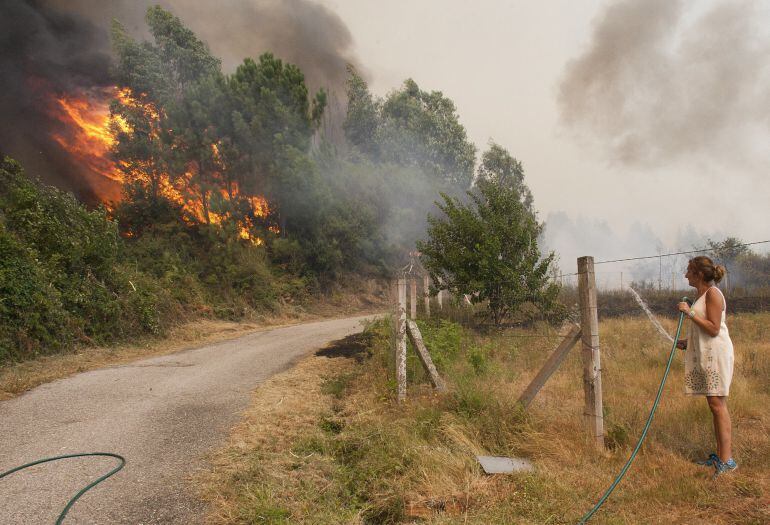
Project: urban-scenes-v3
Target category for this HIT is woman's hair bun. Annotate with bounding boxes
[713,264,727,283]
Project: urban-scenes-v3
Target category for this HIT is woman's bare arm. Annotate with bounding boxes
[678,290,722,337]
[701,288,723,337]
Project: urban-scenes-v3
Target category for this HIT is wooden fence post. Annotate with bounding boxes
[437,289,443,310]
[517,323,582,409]
[406,320,446,391]
[397,277,407,402]
[410,278,417,319]
[391,278,398,341]
[578,256,604,447]
[423,276,430,318]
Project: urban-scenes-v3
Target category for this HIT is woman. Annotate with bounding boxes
[676,256,736,476]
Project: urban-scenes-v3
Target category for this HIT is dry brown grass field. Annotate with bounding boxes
[200,313,769,524]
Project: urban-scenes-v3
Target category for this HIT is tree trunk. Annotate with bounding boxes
[201,189,211,225]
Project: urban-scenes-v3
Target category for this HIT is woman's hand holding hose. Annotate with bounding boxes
[677,301,693,317]
[676,298,692,350]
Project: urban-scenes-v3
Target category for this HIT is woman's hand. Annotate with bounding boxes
[677,301,692,316]
[676,339,688,350]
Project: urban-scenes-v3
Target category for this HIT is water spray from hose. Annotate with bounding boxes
[628,287,674,343]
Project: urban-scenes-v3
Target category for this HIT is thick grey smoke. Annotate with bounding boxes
[558,0,770,169]
[1,0,360,201]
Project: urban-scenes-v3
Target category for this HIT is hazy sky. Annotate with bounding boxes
[316,0,770,271]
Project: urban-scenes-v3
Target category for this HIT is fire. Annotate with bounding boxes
[48,88,124,201]
[48,86,274,244]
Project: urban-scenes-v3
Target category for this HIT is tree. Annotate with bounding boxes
[477,142,534,211]
[228,53,327,225]
[417,178,560,326]
[111,8,326,237]
[110,8,225,226]
[342,72,476,190]
[343,66,380,158]
[380,79,476,189]
[706,237,749,262]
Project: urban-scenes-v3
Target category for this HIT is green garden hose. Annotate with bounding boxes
[0,452,125,524]
[578,299,689,523]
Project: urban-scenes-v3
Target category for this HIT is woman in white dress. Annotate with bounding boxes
[676,256,737,476]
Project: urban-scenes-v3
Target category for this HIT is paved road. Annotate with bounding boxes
[0,315,374,524]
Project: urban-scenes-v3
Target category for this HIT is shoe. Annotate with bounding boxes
[695,452,718,467]
[713,458,738,478]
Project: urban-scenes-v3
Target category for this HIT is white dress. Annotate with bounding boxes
[684,286,734,396]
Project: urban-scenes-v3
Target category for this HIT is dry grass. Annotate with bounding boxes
[196,350,365,524]
[200,313,769,524]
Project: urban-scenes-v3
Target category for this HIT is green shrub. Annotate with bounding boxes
[414,319,462,369]
[0,157,188,360]
[467,344,490,375]
[0,228,71,360]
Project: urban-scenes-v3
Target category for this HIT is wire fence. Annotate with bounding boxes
[555,239,770,295]
[395,239,770,333]
[402,240,770,331]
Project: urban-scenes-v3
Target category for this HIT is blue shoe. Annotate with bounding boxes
[713,458,738,478]
[695,452,718,467]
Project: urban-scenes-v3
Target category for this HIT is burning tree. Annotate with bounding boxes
[108,7,325,243]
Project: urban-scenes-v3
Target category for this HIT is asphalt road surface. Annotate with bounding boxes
[0,315,375,524]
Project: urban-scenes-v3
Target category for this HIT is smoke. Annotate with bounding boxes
[558,0,770,170]
[0,0,113,201]
[1,0,361,200]
[541,211,718,289]
[50,0,360,124]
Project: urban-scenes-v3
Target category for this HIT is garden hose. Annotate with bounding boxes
[0,452,125,524]
[578,298,689,523]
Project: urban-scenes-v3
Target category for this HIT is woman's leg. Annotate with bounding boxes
[706,396,732,462]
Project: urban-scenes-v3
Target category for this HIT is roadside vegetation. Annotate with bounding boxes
[202,313,769,524]
[0,6,530,364]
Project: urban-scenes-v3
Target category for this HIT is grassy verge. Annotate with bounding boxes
[201,313,769,524]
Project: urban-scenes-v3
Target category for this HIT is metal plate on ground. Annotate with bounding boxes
[476,455,534,474]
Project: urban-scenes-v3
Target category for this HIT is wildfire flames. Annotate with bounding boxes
[48,87,272,244]
[48,88,124,202]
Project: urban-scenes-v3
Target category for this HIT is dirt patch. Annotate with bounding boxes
[315,332,375,362]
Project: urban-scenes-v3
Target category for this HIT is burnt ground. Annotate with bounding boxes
[315,332,375,362]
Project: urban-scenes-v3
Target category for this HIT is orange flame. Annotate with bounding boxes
[48,86,275,244]
[48,88,124,201]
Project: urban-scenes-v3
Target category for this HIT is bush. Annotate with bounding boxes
[0,228,71,359]
[0,156,290,363]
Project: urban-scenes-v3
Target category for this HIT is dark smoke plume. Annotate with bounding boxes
[0,0,113,201]
[49,0,361,116]
[558,0,770,170]
[1,0,360,201]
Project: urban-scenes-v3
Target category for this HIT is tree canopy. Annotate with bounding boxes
[344,70,476,190]
[417,176,559,325]
[110,7,327,247]
[476,141,534,211]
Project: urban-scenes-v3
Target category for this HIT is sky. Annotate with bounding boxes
[315,0,770,274]
[9,0,767,281]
